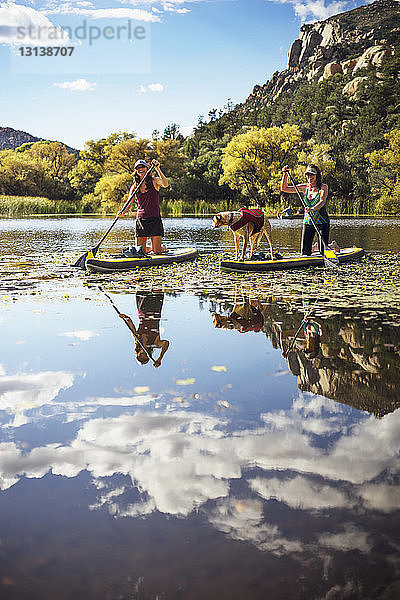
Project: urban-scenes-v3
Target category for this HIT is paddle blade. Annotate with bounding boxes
[73,252,88,269]
[72,249,95,269]
[323,247,339,268]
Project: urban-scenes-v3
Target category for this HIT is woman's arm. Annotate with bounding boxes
[151,160,168,191]
[280,166,306,194]
[153,339,169,367]
[309,183,328,212]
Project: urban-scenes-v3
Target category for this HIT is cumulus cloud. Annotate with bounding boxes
[139,82,164,93]
[0,391,398,558]
[59,329,99,341]
[54,78,96,91]
[318,524,372,553]
[250,475,352,510]
[0,2,70,46]
[0,370,75,427]
[44,5,160,21]
[270,0,350,22]
[208,497,304,555]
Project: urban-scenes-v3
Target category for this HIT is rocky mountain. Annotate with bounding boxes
[0,126,77,153]
[240,0,400,110]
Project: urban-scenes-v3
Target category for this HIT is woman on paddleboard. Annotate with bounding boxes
[280,164,330,256]
[120,158,169,254]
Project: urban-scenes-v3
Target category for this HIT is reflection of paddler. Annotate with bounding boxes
[119,292,170,368]
[281,318,322,359]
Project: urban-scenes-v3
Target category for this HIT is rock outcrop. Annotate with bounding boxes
[238,0,399,114]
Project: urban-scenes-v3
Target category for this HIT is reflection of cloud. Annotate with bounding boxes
[358,483,400,513]
[250,475,351,510]
[59,329,99,340]
[318,525,372,553]
[0,395,398,555]
[0,370,75,427]
[208,497,303,556]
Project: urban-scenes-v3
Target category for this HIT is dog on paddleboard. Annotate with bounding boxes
[212,208,275,261]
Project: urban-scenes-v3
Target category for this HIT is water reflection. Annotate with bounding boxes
[210,295,400,417]
[0,290,399,598]
[104,290,170,368]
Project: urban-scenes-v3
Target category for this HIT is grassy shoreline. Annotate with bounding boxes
[0,195,396,218]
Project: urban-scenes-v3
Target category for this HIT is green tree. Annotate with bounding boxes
[366,128,400,214]
[220,124,305,204]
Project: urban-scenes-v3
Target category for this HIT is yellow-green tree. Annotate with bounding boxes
[0,149,58,197]
[105,138,152,174]
[26,141,77,180]
[297,143,335,179]
[94,173,132,212]
[219,124,305,204]
[366,129,400,214]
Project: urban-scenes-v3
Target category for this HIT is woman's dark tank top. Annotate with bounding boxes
[136,178,160,218]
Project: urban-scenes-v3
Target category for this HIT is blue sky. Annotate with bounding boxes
[0,0,368,149]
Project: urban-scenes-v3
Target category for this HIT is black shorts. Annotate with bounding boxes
[136,216,164,238]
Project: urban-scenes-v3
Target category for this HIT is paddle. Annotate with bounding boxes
[99,286,157,366]
[286,170,339,269]
[73,162,155,269]
[282,297,319,357]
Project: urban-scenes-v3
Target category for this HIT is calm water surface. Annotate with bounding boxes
[0,218,399,600]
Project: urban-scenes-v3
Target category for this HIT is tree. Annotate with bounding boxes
[366,128,400,214]
[163,123,184,142]
[26,141,77,180]
[219,125,305,204]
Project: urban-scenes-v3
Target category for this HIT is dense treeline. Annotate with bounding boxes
[0,48,399,215]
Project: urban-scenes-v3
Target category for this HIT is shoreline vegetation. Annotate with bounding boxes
[0,194,396,218]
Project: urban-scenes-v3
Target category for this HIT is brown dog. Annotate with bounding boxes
[212,208,274,261]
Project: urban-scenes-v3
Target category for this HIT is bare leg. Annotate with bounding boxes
[151,236,167,254]
[136,237,151,253]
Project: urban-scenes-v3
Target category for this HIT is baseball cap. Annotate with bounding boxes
[134,159,149,169]
[305,165,318,175]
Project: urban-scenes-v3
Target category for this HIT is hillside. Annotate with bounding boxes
[240,0,399,111]
[0,126,77,153]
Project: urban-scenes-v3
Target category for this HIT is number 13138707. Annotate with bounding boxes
[18,47,74,57]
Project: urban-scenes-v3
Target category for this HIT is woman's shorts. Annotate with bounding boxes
[136,216,164,238]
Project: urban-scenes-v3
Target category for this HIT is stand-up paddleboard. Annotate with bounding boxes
[220,247,364,273]
[86,248,198,273]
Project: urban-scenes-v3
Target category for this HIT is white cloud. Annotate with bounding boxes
[54,78,96,91]
[139,82,164,93]
[318,524,372,553]
[0,392,398,559]
[0,370,75,428]
[44,6,160,22]
[0,2,70,46]
[208,497,304,556]
[59,329,99,341]
[270,0,350,23]
[250,475,351,510]
[148,82,164,92]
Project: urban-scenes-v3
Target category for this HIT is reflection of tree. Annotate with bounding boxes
[264,305,400,417]
[210,295,400,417]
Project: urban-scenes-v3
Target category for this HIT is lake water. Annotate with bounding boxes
[0,217,399,599]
